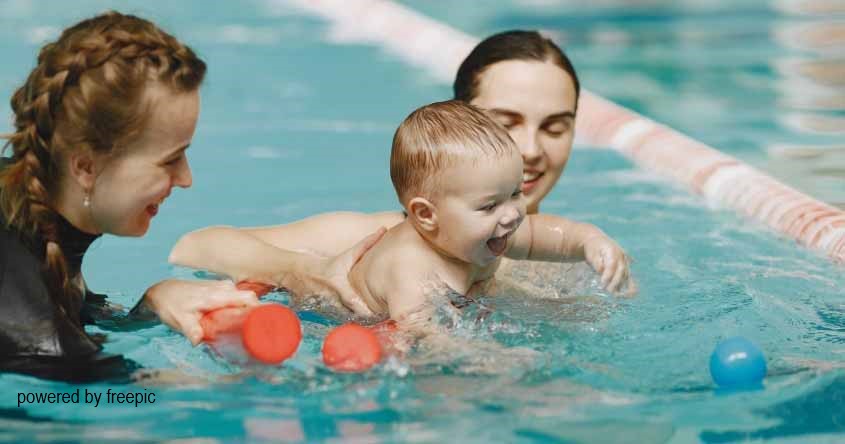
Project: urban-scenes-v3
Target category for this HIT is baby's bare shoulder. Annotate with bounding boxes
[383,241,433,278]
[359,237,429,294]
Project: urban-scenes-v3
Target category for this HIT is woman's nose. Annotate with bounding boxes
[173,161,193,188]
[515,128,542,163]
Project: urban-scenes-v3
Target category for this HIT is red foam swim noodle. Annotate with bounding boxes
[322,323,383,372]
[200,281,301,364]
[199,281,277,341]
[235,281,276,297]
[241,305,302,365]
[200,306,252,341]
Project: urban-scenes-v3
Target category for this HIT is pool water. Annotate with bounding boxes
[1,1,844,442]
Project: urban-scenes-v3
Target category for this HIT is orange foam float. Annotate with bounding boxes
[200,281,302,365]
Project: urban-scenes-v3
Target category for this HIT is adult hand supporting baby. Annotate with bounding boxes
[305,227,386,316]
[582,230,637,296]
[159,226,386,335]
[145,227,385,343]
[141,280,261,345]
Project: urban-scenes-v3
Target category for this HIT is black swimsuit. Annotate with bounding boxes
[0,157,137,382]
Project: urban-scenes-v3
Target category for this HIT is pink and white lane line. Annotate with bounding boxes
[280,0,845,263]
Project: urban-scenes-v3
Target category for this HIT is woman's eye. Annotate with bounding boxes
[495,119,517,130]
[543,123,570,137]
[480,203,497,212]
[511,190,523,198]
[164,156,182,166]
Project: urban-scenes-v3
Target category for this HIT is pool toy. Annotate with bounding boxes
[322,323,385,372]
[201,282,301,365]
[233,281,276,296]
[709,336,767,388]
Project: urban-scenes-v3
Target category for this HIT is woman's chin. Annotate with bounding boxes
[114,221,150,237]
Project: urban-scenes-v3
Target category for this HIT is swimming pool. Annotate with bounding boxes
[1,0,843,442]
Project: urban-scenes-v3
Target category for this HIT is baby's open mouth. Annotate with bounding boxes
[486,232,510,256]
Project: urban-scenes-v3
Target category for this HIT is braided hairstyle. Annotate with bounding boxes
[0,11,206,324]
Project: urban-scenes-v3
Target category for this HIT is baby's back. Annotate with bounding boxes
[348,221,443,320]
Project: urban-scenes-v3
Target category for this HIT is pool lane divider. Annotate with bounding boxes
[280,0,845,264]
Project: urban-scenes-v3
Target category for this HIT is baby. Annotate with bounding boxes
[348,100,630,331]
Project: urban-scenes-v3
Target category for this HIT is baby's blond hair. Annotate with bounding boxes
[390,100,517,205]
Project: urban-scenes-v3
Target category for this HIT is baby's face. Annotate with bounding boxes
[434,152,526,267]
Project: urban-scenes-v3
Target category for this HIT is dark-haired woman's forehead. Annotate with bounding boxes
[472,59,577,121]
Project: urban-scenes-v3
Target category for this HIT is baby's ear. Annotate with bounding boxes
[408,197,437,232]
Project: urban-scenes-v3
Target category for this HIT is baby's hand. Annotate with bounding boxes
[583,234,636,295]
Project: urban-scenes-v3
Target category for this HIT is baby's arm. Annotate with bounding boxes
[368,255,445,337]
[385,275,436,333]
[507,214,634,294]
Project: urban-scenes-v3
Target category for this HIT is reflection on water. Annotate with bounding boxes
[776,58,845,87]
[773,20,845,54]
[781,113,845,135]
[701,374,845,442]
[768,9,845,206]
[774,0,845,16]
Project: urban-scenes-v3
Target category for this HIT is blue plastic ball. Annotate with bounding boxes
[709,336,767,388]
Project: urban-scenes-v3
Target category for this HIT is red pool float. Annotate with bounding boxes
[200,281,301,365]
[322,323,384,372]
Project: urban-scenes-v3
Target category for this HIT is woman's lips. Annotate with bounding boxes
[521,172,543,193]
[146,196,167,218]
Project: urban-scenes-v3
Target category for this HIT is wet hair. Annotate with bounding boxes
[390,100,518,205]
[0,11,206,324]
[454,30,580,108]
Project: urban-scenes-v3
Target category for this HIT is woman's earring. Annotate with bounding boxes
[83,194,91,208]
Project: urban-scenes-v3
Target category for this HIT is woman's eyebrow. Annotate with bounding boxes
[488,108,522,118]
[171,144,191,155]
[543,111,575,121]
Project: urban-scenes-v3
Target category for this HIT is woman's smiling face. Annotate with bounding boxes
[470,59,577,214]
[89,86,199,236]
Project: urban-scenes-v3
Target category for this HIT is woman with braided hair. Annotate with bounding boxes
[0,11,382,381]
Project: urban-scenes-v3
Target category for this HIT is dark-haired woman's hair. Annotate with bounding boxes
[0,11,206,325]
[454,30,580,108]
